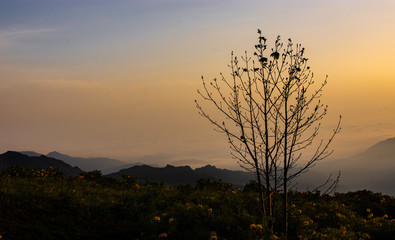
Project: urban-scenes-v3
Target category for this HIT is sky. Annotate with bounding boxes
[1,0,395,169]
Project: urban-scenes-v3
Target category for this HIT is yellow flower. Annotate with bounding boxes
[340,226,346,235]
[366,208,371,213]
[321,233,329,238]
[250,224,257,230]
[158,232,168,238]
[135,184,140,190]
[185,203,191,210]
[256,224,263,230]
[291,204,296,208]
[368,213,373,218]
[208,208,213,214]
[231,190,236,194]
[383,214,388,219]
[362,233,371,239]
[297,209,302,214]
[168,218,174,223]
[154,216,160,221]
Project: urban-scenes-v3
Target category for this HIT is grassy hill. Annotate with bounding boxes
[0,166,394,240]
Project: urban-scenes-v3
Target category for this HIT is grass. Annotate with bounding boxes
[0,166,394,240]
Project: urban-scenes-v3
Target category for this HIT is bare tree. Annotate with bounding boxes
[196,29,341,237]
[269,33,341,237]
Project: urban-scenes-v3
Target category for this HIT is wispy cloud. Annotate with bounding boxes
[1,28,56,37]
[0,27,56,48]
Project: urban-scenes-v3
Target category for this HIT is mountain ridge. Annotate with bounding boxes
[8,136,395,196]
[106,164,254,187]
[46,151,128,174]
[0,151,81,176]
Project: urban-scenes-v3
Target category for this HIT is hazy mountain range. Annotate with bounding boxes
[20,151,136,174]
[0,151,255,187]
[107,164,253,187]
[315,137,395,195]
[1,137,394,196]
[0,151,81,176]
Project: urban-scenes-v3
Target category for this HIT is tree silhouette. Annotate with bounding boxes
[196,29,341,237]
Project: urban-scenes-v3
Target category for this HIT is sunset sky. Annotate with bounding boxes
[1,0,394,169]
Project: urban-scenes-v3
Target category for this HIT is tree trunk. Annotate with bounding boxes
[283,170,288,238]
[283,95,289,238]
[254,161,265,217]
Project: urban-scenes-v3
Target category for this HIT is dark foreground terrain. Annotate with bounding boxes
[0,166,394,240]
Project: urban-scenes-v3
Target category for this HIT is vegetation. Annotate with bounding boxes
[0,166,394,240]
[196,29,341,235]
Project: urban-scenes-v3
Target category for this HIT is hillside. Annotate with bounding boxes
[0,170,394,240]
[356,137,395,168]
[106,164,254,186]
[314,137,395,196]
[0,151,81,176]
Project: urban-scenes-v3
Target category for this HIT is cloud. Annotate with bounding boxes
[0,27,56,48]
[1,28,55,37]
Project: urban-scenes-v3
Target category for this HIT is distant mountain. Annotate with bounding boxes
[106,164,255,186]
[101,163,141,175]
[13,136,395,196]
[194,165,254,186]
[0,151,81,176]
[20,151,43,157]
[46,151,128,174]
[314,137,395,196]
[349,138,395,195]
[20,151,133,174]
[169,158,209,169]
[355,137,395,168]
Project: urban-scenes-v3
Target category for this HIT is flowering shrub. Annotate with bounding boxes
[0,170,394,240]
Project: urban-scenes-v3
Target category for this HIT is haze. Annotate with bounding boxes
[1,0,395,169]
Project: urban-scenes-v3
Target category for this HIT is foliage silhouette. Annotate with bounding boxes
[196,29,341,236]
